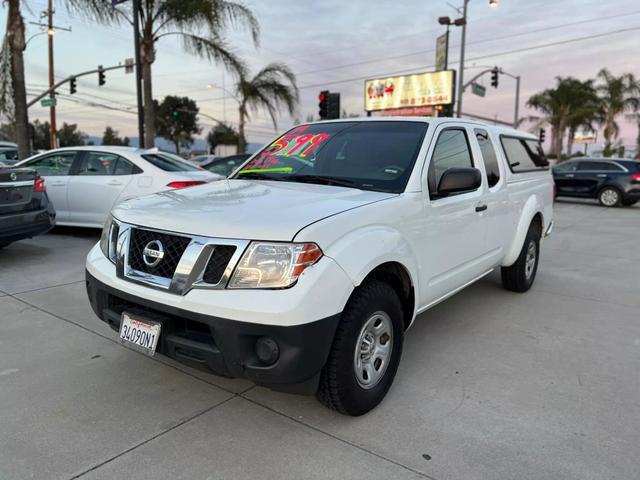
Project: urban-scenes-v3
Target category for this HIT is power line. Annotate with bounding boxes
[295,26,640,90]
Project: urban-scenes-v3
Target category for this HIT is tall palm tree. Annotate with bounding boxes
[235,63,298,153]
[528,77,583,158]
[2,0,28,159]
[595,68,638,156]
[564,79,600,157]
[105,0,259,147]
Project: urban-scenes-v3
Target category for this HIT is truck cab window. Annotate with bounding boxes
[428,129,474,196]
[475,129,500,187]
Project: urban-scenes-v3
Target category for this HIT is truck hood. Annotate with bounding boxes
[112,179,396,241]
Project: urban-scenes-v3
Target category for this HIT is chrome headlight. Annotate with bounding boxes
[228,242,323,289]
[99,214,120,264]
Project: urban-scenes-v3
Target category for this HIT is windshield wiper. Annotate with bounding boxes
[286,174,357,188]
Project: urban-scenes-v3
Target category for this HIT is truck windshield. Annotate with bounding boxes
[233,121,428,193]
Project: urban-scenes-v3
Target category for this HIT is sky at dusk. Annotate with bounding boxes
[3,0,639,150]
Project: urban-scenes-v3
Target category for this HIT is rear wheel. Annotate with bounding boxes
[316,280,404,416]
[598,187,621,207]
[501,224,540,293]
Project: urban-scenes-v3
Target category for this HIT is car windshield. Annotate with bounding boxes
[141,152,201,172]
[231,121,428,193]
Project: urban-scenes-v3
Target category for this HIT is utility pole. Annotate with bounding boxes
[455,0,469,118]
[47,0,57,149]
[132,0,144,148]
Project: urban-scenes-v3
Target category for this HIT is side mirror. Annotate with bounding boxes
[437,167,482,196]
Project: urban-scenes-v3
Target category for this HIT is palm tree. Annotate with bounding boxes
[105,0,259,148]
[564,79,600,157]
[595,68,639,156]
[2,0,28,159]
[235,63,299,153]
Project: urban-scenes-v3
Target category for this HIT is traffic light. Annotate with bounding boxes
[98,65,106,86]
[172,110,179,118]
[326,92,340,120]
[491,67,499,88]
[318,90,329,119]
[539,128,546,143]
[436,104,454,117]
[69,77,77,95]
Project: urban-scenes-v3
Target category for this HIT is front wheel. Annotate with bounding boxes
[316,280,404,416]
[598,187,621,207]
[501,225,540,293]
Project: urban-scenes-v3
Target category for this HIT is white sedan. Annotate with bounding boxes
[16,146,221,228]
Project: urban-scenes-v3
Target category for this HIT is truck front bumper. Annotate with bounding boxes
[86,270,341,394]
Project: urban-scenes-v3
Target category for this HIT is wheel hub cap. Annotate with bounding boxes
[354,311,393,390]
[601,189,618,206]
[525,241,536,280]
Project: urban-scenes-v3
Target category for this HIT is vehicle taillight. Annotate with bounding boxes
[631,173,640,182]
[33,177,46,192]
[166,180,205,189]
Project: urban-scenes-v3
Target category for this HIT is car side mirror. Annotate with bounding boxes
[437,167,482,196]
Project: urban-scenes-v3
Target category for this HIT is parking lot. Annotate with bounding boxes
[0,200,638,480]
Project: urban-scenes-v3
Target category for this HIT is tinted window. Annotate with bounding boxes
[553,161,578,172]
[234,122,428,193]
[428,129,473,196]
[475,129,500,187]
[26,151,75,176]
[77,152,119,175]
[577,161,623,172]
[501,137,548,172]
[113,157,138,175]
[142,153,200,172]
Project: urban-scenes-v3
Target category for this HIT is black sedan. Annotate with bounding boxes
[553,158,640,207]
[0,167,56,249]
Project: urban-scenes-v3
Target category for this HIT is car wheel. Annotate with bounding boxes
[316,280,404,416]
[501,224,540,293]
[598,187,621,207]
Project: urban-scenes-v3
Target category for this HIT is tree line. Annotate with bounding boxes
[1,0,298,159]
[527,68,639,159]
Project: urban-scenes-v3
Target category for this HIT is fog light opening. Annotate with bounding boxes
[255,337,280,365]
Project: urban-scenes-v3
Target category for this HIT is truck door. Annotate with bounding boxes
[419,125,490,305]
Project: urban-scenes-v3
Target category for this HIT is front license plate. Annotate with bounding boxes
[119,312,161,356]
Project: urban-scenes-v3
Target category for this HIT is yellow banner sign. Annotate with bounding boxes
[365,70,455,112]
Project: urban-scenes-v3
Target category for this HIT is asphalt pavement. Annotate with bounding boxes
[1,200,639,480]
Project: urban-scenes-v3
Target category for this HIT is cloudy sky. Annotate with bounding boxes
[3,0,639,149]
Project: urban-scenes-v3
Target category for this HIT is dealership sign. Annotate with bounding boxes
[365,70,455,113]
[574,130,597,144]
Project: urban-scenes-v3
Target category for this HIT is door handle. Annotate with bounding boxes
[596,174,607,178]
[49,182,66,186]
[565,174,575,178]
[107,181,123,186]
[475,204,488,212]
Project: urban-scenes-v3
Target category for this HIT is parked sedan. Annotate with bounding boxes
[16,146,220,228]
[0,167,56,249]
[553,158,640,207]
[202,154,251,177]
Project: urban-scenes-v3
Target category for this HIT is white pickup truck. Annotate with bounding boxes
[86,118,553,416]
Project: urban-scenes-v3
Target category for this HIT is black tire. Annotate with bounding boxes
[501,225,540,293]
[622,199,637,207]
[598,186,622,207]
[316,280,404,416]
